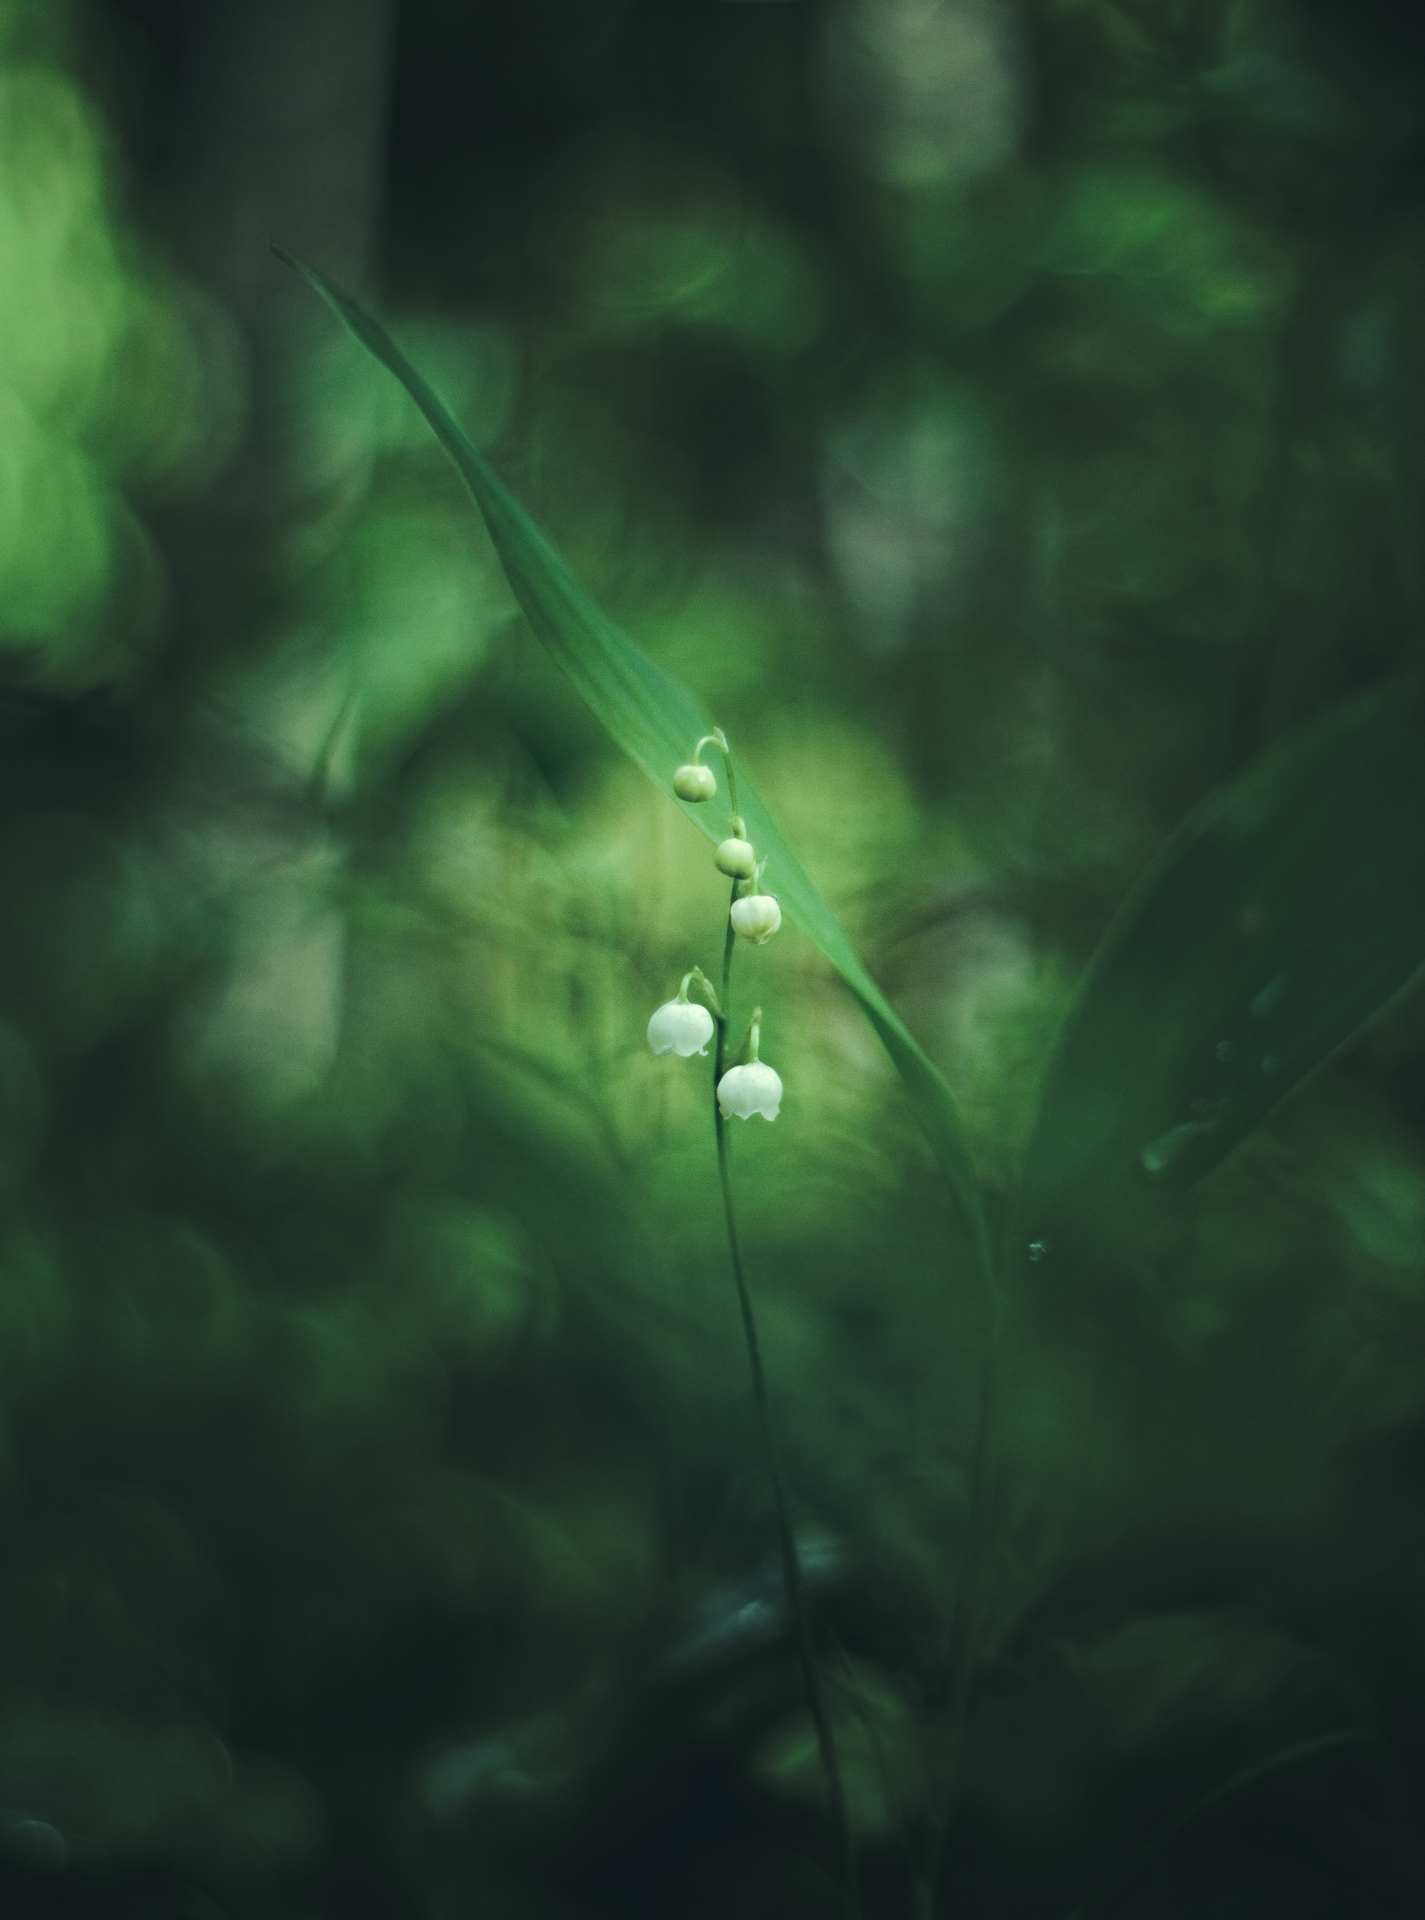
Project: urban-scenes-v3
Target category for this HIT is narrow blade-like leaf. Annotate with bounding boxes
[277,250,993,1283]
[1020,679,1425,1266]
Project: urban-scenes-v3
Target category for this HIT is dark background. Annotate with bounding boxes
[1,0,1425,1914]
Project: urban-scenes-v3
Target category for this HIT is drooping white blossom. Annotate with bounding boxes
[647,998,716,1057]
[730,894,782,944]
[717,1061,783,1121]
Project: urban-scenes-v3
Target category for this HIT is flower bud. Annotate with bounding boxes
[717,1061,783,1121]
[672,763,717,802]
[714,837,756,878]
[730,894,782,944]
[647,999,716,1058]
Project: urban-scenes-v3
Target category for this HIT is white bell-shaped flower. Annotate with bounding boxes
[717,1061,782,1121]
[647,998,715,1057]
[730,893,781,944]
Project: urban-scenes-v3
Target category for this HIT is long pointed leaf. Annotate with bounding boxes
[277,250,993,1286]
[1020,678,1425,1268]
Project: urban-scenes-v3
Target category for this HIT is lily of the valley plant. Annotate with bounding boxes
[647,729,857,1917]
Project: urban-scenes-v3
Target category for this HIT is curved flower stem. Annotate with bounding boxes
[713,876,860,1918]
[696,729,744,837]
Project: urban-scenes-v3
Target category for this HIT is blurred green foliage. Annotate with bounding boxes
[0,19,196,683]
[0,0,1422,1915]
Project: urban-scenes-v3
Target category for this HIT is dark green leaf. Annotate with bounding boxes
[1020,679,1425,1267]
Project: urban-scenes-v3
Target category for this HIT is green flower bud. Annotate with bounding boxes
[673,763,717,802]
[714,837,756,878]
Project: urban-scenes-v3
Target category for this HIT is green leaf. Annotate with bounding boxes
[276,250,993,1287]
[1020,679,1425,1267]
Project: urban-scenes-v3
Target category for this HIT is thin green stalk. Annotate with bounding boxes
[697,728,741,832]
[912,1191,1010,1920]
[912,1328,1001,1920]
[713,880,860,1919]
